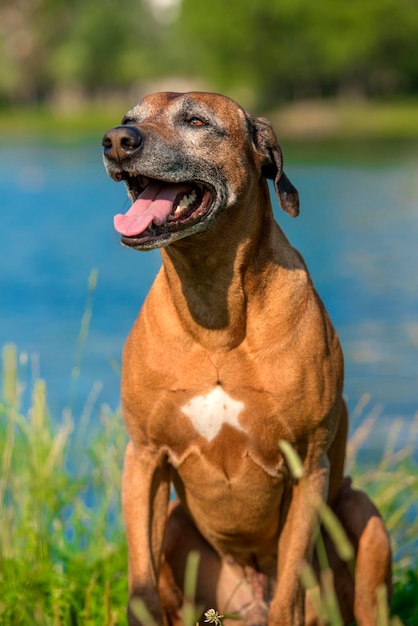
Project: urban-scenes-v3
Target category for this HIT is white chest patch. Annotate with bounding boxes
[181,386,246,442]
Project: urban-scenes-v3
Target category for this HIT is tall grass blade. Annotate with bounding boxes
[299,562,322,620]
[1,344,18,408]
[320,568,343,626]
[69,268,98,410]
[130,598,159,626]
[183,551,201,626]
[317,502,355,564]
[278,440,304,479]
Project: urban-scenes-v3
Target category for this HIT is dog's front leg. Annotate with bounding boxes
[268,457,329,626]
[122,440,171,626]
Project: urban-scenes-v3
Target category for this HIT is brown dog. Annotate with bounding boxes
[102,92,392,626]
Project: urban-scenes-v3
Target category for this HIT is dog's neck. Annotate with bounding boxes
[160,185,299,351]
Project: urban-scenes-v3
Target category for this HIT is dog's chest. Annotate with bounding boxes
[180,385,246,442]
[167,383,287,525]
[149,381,294,481]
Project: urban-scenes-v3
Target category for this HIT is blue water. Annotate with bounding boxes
[1,143,417,449]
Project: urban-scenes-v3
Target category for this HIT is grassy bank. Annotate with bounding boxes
[0,103,123,145]
[0,343,417,625]
[270,99,418,141]
[2,98,418,148]
[0,344,128,625]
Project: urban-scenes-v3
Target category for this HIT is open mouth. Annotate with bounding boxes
[113,173,213,249]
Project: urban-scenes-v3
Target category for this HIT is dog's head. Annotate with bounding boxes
[102,91,299,250]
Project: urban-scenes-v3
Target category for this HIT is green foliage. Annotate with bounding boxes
[0,0,160,103]
[1,0,418,107]
[0,344,128,624]
[391,569,418,626]
[172,0,418,106]
[346,403,418,583]
[45,0,159,90]
[0,345,417,624]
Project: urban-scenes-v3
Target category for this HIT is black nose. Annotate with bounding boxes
[102,125,142,160]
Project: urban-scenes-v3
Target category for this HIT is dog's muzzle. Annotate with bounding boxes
[102,126,216,251]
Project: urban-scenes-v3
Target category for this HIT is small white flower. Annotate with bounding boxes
[204,608,224,625]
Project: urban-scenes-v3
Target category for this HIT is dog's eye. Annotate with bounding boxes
[187,117,206,127]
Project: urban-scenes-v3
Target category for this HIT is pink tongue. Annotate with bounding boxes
[113,182,191,237]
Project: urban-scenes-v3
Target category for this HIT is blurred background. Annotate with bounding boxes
[1,0,418,449]
[1,0,418,114]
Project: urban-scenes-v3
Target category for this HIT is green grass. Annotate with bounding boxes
[0,103,125,145]
[2,97,418,148]
[0,343,417,625]
[270,98,418,142]
[0,343,128,625]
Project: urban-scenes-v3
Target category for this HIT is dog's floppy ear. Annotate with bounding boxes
[249,115,300,217]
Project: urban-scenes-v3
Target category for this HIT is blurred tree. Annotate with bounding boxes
[0,0,417,107]
[170,0,418,107]
[0,0,161,104]
[46,0,161,94]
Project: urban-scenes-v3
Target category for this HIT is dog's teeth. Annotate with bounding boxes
[174,190,197,214]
